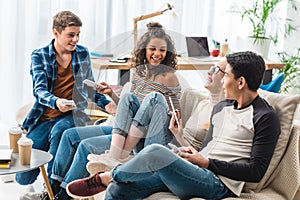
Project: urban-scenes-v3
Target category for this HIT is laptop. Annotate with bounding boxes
[185,37,220,61]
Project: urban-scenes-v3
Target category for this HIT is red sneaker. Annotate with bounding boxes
[66,171,107,198]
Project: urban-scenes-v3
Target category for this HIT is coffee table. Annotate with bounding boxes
[0,148,54,200]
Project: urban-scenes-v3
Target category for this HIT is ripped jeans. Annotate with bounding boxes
[113,92,175,153]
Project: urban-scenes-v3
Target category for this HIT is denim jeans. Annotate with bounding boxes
[106,144,229,200]
[113,92,174,153]
[60,134,112,189]
[15,114,75,185]
[50,125,112,188]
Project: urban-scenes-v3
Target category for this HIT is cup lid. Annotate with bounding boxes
[9,127,23,134]
[17,138,33,146]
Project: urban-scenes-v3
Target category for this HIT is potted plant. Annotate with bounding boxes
[274,48,300,94]
[237,0,298,57]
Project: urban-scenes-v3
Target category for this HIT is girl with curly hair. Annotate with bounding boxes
[89,22,182,171]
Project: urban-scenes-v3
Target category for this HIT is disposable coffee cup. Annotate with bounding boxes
[17,138,33,165]
[9,127,23,153]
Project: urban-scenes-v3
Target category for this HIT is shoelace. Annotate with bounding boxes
[85,175,103,189]
[39,191,48,200]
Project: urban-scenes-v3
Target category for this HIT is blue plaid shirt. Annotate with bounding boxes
[22,39,110,132]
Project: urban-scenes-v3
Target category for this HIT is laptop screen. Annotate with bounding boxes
[186,37,210,57]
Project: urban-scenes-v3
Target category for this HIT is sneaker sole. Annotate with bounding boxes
[86,161,113,175]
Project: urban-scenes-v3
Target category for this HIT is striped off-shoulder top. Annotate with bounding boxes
[131,73,181,111]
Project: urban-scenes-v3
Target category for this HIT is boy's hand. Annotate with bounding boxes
[56,98,76,112]
[179,146,209,168]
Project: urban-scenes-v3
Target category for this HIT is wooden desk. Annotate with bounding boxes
[92,57,285,85]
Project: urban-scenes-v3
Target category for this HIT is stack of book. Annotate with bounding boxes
[0,149,13,168]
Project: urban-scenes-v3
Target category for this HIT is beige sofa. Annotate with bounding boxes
[94,89,300,200]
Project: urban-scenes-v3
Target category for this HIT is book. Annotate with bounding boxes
[90,52,113,60]
[0,149,12,169]
[0,162,11,169]
[0,149,13,163]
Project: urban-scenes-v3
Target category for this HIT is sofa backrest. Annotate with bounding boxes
[180,89,209,127]
[244,89,300,191]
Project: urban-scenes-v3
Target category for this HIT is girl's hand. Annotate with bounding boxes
[95,82,113,97]
[169,111,183,137]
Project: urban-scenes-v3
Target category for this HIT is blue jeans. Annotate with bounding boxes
[16,114,75,185]
[60,134,112,189]
[113,92,174,153]
[105,144,229,200]
[50,125,112,188]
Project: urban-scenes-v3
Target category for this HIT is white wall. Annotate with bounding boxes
[0,0,300,125]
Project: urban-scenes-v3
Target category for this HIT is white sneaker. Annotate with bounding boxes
[87,150,110,162]
[86,160,115,175]
[19,190,48,200]
[87,150,134,163]
[86,154,134,175]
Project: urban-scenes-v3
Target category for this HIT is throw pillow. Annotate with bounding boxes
[244,89,300,191]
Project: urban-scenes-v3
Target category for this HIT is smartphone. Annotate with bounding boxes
[83,79,107,89]
[168,96,179,125]
[64,100,76,107]
[168,143,182,153]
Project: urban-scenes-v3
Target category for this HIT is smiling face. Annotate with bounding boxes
[53,26,81,53]
[205,59,227,94]
[145,38,167,66]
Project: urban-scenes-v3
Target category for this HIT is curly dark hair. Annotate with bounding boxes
[131,22,177,77]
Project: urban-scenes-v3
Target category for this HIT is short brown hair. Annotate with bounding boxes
[52,11,82,33]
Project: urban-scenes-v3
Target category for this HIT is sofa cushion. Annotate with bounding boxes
[243,89,300,191]
[180,89,209,127]
[180,89,212,149]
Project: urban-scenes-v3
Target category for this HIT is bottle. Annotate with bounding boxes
[220,39,228,57]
